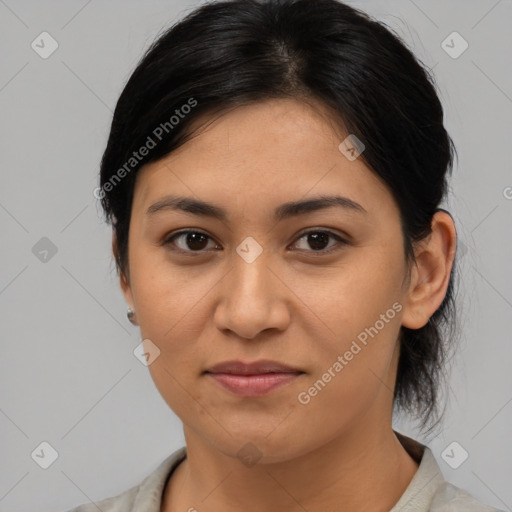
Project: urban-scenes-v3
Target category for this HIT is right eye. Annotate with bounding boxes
[163,230,221,254]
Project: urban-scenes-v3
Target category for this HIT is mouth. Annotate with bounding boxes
[204,359,305,397]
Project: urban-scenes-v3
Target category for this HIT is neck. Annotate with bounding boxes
[162,423,420,512]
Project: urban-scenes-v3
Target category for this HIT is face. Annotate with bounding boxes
[120,98,413,463]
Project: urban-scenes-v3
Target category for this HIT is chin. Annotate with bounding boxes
[200,425,315,467]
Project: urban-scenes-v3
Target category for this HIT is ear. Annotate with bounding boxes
[401,210,457,330]
[112,231,135,311]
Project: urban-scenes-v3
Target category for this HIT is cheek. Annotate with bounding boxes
[294,248,405,397]
[293,300,402,442]
[129,245,215,343]
[294,247,404,343]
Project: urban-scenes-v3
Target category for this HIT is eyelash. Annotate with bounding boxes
[162,229,348,256]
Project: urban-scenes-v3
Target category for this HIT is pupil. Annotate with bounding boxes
[308,232,328,250]
[187,233,207,250]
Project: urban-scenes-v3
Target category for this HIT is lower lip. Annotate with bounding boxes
[206,372,302,397]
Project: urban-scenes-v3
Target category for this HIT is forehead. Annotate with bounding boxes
[172,98,346,162]
[132,98,394,220]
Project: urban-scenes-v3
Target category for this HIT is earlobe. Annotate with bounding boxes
[119,265,138,325]
[119,271,132,300]
[401,211,457,330]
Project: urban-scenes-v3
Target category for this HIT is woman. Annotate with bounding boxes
[70,0,502,510]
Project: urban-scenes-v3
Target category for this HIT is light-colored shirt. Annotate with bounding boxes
[67,431,503,511]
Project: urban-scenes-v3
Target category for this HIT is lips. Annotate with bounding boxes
[204,360,304,397]
[205,359,303,375]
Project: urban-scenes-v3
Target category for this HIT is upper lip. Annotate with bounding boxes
[205,359,303,375]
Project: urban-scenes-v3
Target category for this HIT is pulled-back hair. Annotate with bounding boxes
[98,0,458,434]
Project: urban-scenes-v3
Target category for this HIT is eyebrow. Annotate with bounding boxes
[145,194,367,222]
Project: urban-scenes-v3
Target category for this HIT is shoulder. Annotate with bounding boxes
[65,446,187,512]
[66,485,139,512]
[429,481,505,512]
[391,431,503,512]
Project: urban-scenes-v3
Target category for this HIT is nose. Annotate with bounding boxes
[213,249,291,340]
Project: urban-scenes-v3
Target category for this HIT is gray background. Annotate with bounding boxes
[1,0,511,510]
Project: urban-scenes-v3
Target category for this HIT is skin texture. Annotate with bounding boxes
[116,98,456,511]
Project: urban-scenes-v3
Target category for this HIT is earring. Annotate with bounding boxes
[127,307,137,325]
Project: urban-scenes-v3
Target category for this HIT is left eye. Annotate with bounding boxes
[292,230,346,254]
[163,229,346,255]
